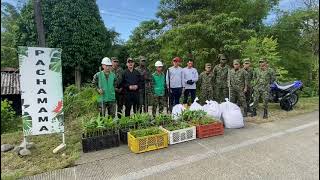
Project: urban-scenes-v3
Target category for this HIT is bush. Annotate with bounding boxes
[301,85,319,97]
[1,99,19,134]
[64,85,99,119]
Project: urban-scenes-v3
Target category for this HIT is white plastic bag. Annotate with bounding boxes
[172,104,185,120]
[203,100,221,120]
[220,99,244,128]
[189,97,203,111]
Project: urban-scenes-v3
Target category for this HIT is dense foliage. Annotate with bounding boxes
[1,99,19,134]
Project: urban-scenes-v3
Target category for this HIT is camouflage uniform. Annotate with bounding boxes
[112,65,124,114]
[198,63,215,104]
[135,56,152,113]
[268,67,276,84]
[229,68,248,117]
[251,61,273,118]
[213,62,230,103]
[243,59,254,110]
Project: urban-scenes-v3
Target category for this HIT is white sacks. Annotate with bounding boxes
[203,100,221,120]
[172,104,185,120]
[189,97,203,111]
[220,99,244,128]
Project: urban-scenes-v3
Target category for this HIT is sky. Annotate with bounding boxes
[96,0,160,41]
[3,0,306,41]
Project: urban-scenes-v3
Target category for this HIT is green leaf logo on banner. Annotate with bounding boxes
[22,114,32,136]
[49,49,62,73]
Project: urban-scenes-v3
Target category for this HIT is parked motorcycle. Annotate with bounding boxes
[269,80,303,110]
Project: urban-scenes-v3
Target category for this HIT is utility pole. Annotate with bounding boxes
[33,0,46,47]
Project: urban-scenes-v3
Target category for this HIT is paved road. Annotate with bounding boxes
[23,111,319,180]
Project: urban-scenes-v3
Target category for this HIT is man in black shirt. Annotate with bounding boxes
[121,58,142,116]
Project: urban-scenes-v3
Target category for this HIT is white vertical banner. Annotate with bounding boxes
[18,46,64,136]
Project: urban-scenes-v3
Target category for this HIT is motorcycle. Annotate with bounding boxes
[269,80,303,110]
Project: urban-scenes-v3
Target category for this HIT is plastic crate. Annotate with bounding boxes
[160,126,196,145]
[196,122,224,139]
[128,129,168,153]
[82,130,120,153]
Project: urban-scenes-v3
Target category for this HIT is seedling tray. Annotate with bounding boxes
[195,122,224,139]
[119,129,129,144]
[128,130,168,153]
[82,130,120,153]
[160,126,196,145]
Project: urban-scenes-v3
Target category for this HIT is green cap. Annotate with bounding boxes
[139,56,146,62]
[111,57,118,62]
[259,57,267,63]
[243,58,250,64]
[218,54,227,60]
[127,57,134,63]
[205,63,212,67]
[233,59,240,64]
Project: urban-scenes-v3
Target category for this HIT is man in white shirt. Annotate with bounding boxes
[182,60,199,105]
[166,57,184,110]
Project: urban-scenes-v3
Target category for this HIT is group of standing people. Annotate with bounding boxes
[93,54,276,119]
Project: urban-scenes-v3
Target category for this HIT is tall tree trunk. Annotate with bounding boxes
[75,65,81,88]
[33,0,46,47]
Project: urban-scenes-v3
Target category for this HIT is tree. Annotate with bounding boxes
[157,0,279,30]
[1,2,19,68]
[126,19,165,69]
[159,12,254,69]
[16,0,113,87]
[241,36,280,67]
[269,7,319,92]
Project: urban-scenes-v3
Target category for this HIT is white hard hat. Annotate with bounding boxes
[155,61,163,67]
[101,57,112,65]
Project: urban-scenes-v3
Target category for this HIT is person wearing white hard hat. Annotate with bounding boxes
[151,61,166,116]
[92,57,117,117]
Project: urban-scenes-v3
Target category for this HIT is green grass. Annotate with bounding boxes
[1,114,82,180]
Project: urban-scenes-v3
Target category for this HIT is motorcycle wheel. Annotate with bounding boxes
[289,93,299,106]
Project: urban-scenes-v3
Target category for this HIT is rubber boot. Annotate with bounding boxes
[251,108,257,117]
[243,107,248,117]
[247,105,252,113]
[263,109,268,119]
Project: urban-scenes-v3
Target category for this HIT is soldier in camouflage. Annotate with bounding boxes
[251,58,273,119]
[198,63,215,104]
[242,58,254,112]
[229,59,248,117]
[135,56,152,113]
[111,57,124,115]
[266,61,276,84]
[213,54,231,103]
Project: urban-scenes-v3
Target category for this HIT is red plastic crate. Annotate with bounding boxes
[196,122,224,139]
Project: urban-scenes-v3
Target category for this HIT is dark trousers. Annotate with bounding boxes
[170,88,182,107]
[116,92,124,114]
[183,89,196,104]
[125,92,139,117]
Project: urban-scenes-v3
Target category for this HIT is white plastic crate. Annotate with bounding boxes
[160,126,196,145]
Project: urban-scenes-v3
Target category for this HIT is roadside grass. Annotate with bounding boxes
[1,97,318,179]
[246,96,319,123]
[1,114,82,180]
